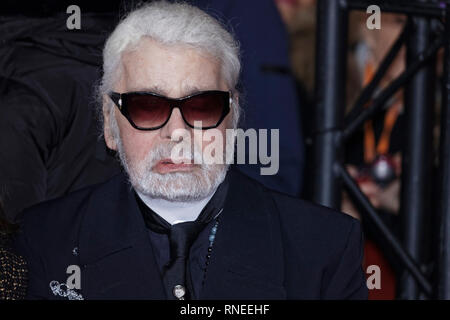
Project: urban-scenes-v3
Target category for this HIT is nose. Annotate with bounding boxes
[159,107,188,140]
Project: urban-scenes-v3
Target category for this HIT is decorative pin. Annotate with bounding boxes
[173,284,186,300]
[49,280,84,300]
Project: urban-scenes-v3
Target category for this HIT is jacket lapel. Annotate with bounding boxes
[200,170,287,299]
[78,173,166,299]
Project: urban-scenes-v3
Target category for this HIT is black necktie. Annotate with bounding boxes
[162,214,213,300]
[136,174,229,300]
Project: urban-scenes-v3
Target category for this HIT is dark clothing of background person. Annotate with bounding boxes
[14,167,367,300]
[0,235,27,300]
[0,14,121,221]
[0,201,27,300]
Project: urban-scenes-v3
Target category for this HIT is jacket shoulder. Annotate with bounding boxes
[236,173,366,299]
[14,173,124,247]
[234,169,362,262]
[233,168,357,232]
[269,186,361,255]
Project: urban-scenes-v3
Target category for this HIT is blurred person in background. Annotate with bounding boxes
[274,0,362,103]
[275,1,405,299]
[342,12,408,299]
[344,12,443,299]
[274,0,362,202]
[0,199,27,300]
[0,10,122,222]
[275,0,316,98]
[343,12,407,218]
[274,2,406,224]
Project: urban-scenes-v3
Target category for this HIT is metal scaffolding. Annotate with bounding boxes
[313,0,450,299]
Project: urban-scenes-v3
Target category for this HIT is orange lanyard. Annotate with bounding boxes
[363,62,402,164]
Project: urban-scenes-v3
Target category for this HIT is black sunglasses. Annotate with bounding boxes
[108,90,231,130]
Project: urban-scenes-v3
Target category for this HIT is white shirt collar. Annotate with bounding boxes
[135,190,216,225]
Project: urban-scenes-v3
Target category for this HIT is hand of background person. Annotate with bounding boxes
[342,154,401,219]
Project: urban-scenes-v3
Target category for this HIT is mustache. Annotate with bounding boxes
[145,141,204,168]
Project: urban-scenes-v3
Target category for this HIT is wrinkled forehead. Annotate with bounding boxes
[117,37,227,98]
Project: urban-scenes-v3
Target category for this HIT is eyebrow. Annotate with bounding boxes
[127,85,167,96]
[127,84,209,98]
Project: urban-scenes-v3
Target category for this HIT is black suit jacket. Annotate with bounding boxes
[14,168,368,299]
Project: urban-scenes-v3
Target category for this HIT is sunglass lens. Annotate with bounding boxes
[126,94,171,129]
[182,92,228,128]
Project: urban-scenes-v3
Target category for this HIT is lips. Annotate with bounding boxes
[153,158,195,173]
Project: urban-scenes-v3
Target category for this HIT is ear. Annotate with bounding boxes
[234,92,240,106]
[103,97,118,151]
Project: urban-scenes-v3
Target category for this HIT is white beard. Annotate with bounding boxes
[116,137,230,202]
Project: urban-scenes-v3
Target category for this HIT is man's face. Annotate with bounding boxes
[103,37,233,201]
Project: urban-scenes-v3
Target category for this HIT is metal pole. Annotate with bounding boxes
[312,0,348,209]
[344,27,406,128]
[436,2,450,300]
[399,13,435,299]
[342,35,443,140]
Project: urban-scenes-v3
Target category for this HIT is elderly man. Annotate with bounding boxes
[14,1,367,300]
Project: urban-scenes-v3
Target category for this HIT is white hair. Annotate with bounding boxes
[98,0,242,129]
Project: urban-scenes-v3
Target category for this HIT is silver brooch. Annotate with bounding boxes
[173,284,186,300]
[49,280,84,300]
